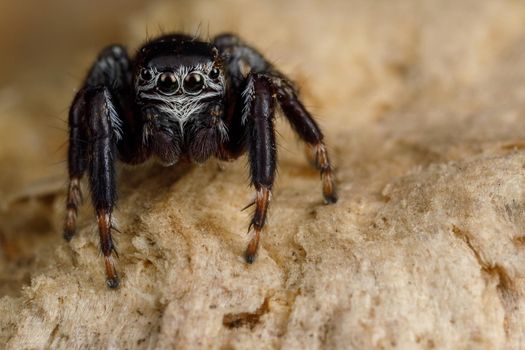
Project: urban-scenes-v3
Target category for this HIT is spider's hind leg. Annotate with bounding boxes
[275,78,338,204]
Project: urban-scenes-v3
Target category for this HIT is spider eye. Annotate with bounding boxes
[140,68,153,81]
[157,72,179,94]
[184,72,205,94]
[209,67,220,80]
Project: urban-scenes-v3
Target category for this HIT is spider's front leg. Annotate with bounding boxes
[65,45,133,288]
[68,86,121,288]
[85,86,121,288]
[243,74,277,263]
[241,72,339,262]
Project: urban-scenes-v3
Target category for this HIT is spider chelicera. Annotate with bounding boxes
[64,33,338,288]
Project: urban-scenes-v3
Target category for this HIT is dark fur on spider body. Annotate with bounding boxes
[64,33,337,289]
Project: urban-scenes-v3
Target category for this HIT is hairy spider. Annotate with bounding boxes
[64,33,338,288]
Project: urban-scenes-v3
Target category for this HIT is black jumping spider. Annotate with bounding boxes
[64,33,337,288]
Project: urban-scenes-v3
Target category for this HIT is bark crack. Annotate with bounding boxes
[222,297,270,330]
[451,225,518,336]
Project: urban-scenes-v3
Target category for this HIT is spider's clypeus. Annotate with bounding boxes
[64,33,338,288]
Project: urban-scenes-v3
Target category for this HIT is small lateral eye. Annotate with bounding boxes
[140,68,153,81]
[157,72,179,94]
[209,67,220,80]
[184,72,205,94]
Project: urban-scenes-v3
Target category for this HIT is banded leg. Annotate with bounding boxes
[86,86,120,288]
[275,79,338,204]
[244,74,277,263]
[64,90,88,240]
[64,45,132,289]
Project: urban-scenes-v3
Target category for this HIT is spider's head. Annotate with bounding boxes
[134,35,227,165]
[134,35,225,117]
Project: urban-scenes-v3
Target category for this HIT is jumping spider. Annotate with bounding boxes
[64,33,338,288]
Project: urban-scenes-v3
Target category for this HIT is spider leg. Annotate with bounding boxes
[65,45,133,289]
[68,86,121,288]
[274,78,338,204]
[215,34,338,263]
[64,90,88,241]
[85,86,120,288]
[243,74,277,263]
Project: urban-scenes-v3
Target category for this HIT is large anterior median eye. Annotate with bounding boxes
[157,72,179,95]
[183,72,205,94]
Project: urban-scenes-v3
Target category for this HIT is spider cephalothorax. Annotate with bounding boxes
[64,33,338,288]
[135,37,228,165]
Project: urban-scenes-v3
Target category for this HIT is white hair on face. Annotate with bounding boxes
[102,88,123,141]
[241,75,255,126]
[136,61,226,137]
